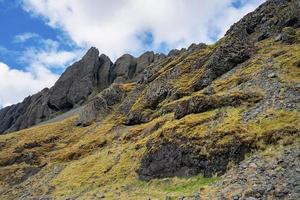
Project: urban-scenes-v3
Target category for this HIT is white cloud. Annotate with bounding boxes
[22,0,265,59]
[20,38,83,71]
[14,32,39,43]
[1,0,267,107]
[0,62,58,107]
[0,36,83,107]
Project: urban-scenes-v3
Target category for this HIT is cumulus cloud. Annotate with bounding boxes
[0,62,58,107]
[1,0,267,107]
[20,38,83,71]
[22,0,265,59]
[14,32,39,43]
[0,36,83,107]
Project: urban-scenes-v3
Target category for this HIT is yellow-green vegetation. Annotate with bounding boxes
[145,105,299,154]
[1,27,300,200]
[257,30,300,84]
[130,175,220,198]
[8,104,294,199]
[1,97,299,199]
[118,82,137,92]
[0,112,222,200]
[1,72,300,199]
[130,46,214,113]
[170,47,214,91]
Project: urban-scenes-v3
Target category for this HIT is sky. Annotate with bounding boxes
[0,0,265,108]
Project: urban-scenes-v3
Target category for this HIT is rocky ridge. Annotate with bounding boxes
[0,0,299,199]
[0,48,165,134]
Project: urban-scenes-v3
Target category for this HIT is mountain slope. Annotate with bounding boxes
[0,48,164,134]
[0,0,300,199]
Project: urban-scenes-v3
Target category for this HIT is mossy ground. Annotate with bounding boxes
[0,114,221,199]
[1,108,298,199]
[0,31,299,199]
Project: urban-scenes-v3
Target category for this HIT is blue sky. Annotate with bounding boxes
[0,0,265,107]
[0,0,80,72]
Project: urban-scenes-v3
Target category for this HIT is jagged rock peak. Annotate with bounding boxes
[0,47,164,134]
[0,47,107,134]
[225,0,300,39]
[1,0,299,134]
[168,43,207,56]
[82,46,100,60]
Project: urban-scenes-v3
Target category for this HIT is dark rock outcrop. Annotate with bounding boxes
[193,0,300,91]
[134,51,166,81]
[137,0,300,182]
[124,110,151,126]
[192,32,254,91]
[77,51,165,127]
[168,48,187,56]
[211,145,300,200]
[0,46,165,133]
[0,50,101,133]
[110,54,137,83]
[0,47,108,133]
[124,0,300,128]
[174,92,262,119]
[1,0,299,137]
[48,47,107,111]
[138,138,249,181]
[187,43,207,52]
[0,88,51,133]
[278,27,298,44]
[110,51,164,83]
[124,81,172,125]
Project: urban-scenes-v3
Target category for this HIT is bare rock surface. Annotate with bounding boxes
[0,48,164,134]
[211,144,300,200]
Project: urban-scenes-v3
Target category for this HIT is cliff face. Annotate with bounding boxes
[0,47,163,134]
[0,0,300,199]
[1,0,299,134]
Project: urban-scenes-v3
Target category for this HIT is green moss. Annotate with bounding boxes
[171,47,214,91]
[162,175,220,194]
[118,175,220,200]
[1,29,300,200]
[215,107,245,132]
[118,82,137,92]
[256,35,300,84]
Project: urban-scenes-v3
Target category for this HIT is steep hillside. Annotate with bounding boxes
[0,0,300,199]
[0,47,165,134]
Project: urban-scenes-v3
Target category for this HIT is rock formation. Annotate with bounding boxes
[0,0,300,199]
[0,47,164,134]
